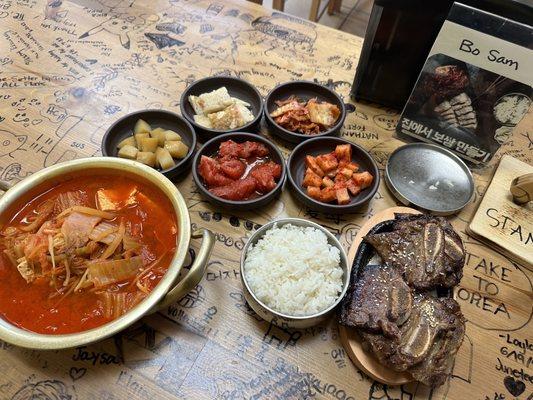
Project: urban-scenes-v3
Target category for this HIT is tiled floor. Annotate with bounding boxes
[260,0,372,37]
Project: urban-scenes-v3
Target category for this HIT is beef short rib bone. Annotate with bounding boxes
[364,214,464,290]
[360,294,465,384]
[340,264,412,338]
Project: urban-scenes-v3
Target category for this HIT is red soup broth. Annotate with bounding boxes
[0,171,177,334]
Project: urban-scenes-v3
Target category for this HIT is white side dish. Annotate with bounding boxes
[188,86,254,130]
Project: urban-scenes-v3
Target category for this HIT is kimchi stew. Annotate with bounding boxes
[0,173,177,334]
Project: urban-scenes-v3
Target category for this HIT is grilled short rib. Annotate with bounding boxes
[364,214,464,290]
[340,264,412,338]
[339,213,466,387]
[360,294,465,386]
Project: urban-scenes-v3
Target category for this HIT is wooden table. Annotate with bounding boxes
[0,1,532,399]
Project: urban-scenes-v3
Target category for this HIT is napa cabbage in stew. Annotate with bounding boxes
[0,174,177,334]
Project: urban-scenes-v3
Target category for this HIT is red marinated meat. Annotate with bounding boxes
[198,156,234,187]
[218,140,241,158]
[218,140,269,159]
[262,161,281,178]
[199,141,281,200]
[240,141,269,158]
[219,157,246,180]
[250,162,281,193]
[209,177,257,200]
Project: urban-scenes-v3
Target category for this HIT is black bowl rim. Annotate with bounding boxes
[180,76,263,135]
[191,132,287,206]
[263,80,347,140]
[101,109,197,175]
[287,136,380,210]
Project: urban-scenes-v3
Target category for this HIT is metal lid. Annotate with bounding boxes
[385,143,474,215]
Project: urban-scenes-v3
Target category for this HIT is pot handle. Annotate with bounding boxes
[157,228,215,311]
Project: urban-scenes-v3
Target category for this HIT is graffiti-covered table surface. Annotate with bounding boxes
[0,0,532,399]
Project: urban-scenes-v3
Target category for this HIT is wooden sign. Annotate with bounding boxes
[468,155,533,269]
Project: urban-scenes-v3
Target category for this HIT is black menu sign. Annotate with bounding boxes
[396,2,532,165]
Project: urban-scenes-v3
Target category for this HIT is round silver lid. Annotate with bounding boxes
[385,143,474,215]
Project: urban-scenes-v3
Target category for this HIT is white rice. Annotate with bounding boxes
[244,223,343,316]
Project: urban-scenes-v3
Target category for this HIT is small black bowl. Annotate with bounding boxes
[192,132,286,210]
[287,136,379,213]
[102,110,197,180]
[180,77,263,140]
[264,80,347,144]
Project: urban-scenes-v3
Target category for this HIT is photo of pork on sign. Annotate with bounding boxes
[397,3,532,165]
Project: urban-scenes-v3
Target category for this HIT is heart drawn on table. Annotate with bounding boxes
[69,367,87,381]
[503,376,526,397]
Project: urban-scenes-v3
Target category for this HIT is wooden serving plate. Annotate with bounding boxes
[339,206,420,385]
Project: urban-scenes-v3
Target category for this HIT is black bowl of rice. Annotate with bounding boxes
[240,218,350,328]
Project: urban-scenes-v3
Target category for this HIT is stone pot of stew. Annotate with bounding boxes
[0,157,214,349]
